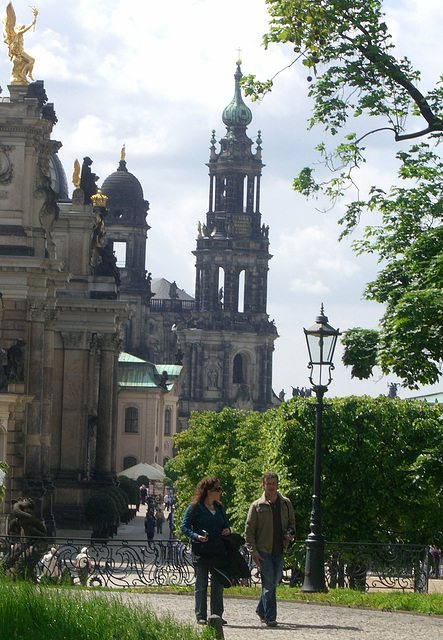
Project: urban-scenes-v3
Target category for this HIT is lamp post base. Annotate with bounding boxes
[302,536,328,593]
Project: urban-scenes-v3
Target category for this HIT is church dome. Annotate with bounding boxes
[222,63,252,129]
[49,153,69,201]
[101,158,149,222]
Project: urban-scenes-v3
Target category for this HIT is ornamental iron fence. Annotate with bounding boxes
[285,541,429,593]
[0,535,430,592]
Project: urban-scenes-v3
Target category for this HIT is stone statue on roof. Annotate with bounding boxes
[3,2,38,85]
[80,156,99,204]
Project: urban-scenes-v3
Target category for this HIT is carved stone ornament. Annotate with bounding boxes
[61,332,88,350]
[97,332,121,352]
[27,299,57,324]
[0,146,13,184]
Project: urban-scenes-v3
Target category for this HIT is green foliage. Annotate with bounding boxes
[245,0,443,199]
[137,475,150,486]
[0,580,212,640]
[118,477,140,505]
[171,398,443,545]
[340,144,443,387]
[244,1,443,388]
[163,458,179,483]
[274,396,443,544]
[341,327,379,379]
[84,491,119,525]
[103,486,128,517]
[170,407,269,533]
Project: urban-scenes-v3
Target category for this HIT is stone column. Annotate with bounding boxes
[95,333,120,482]
[59,331,90,479]
[41,304,58,534]
[24,300,46,493]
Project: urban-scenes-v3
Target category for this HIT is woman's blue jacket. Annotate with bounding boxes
[180,501,230,542]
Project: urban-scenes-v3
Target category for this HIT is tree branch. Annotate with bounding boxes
[395,126,443,141]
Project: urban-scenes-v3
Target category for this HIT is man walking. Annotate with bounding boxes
[245,472,295,627]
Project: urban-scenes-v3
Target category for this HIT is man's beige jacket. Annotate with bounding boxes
[244,491,296,557]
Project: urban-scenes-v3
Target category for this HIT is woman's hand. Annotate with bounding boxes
[221,528,230,536]
[197,534,208,542]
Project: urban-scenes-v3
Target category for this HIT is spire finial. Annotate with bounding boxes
[120,143,126,162]
[236,47,242,66]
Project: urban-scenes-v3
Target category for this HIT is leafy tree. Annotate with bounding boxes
[244,0,443,194]
[170,407,268,533]
[242,0,443,388]
[170,398,443,544]
[272,396,443,544]
[163,458,179,483]
[341,328,378,380]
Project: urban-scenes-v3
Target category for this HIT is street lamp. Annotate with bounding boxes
[302,304,340,592]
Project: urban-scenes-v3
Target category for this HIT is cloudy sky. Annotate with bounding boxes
[2,0,442,399]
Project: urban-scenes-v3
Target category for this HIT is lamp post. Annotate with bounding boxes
[302,304,340,592]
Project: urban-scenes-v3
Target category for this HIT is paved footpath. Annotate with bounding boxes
[110,591,443,640]
[60,506,443,638]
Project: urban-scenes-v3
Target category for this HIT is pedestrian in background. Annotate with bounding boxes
[144,508,156,541]
[156,506,165,535]
[140,484,148,505]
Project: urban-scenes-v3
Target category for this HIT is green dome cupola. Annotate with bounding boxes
[222,61,252,130]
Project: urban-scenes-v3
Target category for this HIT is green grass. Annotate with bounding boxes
[133,583,443,616]
[3,579,442,640]
[0,581,214,640]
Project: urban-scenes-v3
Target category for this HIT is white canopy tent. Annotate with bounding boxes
[117,462,164,481]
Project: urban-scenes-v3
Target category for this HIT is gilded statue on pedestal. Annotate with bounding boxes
[3,2,38,85]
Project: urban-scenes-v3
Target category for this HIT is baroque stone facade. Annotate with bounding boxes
[0,63,277,530]
[0,82,130,529]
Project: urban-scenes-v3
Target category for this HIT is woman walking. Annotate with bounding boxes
[181,476,230,625]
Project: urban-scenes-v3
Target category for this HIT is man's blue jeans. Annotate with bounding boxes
[194,563,224,621]
[256,552,284,623]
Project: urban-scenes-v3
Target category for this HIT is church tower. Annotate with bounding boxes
[176,62,278,426]
[101,149,153,357]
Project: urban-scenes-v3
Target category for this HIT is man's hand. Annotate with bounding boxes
[253,553,263,568]
[221,528,230,536]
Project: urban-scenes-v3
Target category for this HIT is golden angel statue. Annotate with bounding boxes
[3,2,38,85]
[72,159,81,189]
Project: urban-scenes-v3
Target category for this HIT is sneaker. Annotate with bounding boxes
[266,620,278,627]
[221,619,227,625]
[257,614,265,623]
[196,619,206,625]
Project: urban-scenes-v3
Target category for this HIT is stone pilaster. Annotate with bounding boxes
[95,332,120,482]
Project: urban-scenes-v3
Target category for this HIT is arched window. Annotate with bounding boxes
[163,456,170,467]
[123,455,137,469]
[124,406,139,433]
[164,408,171,436]
[233,354,244,383]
